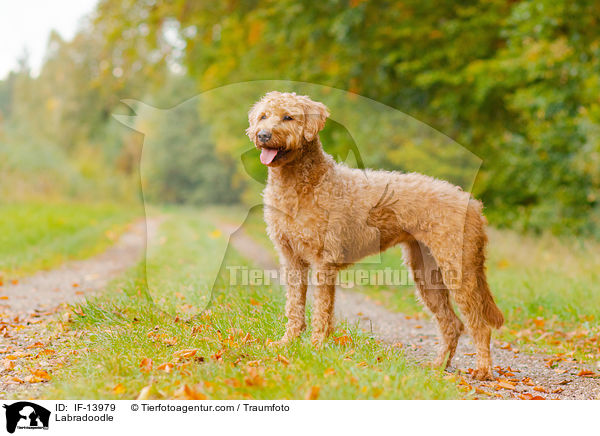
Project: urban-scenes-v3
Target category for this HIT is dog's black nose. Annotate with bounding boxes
[258,130,272,143]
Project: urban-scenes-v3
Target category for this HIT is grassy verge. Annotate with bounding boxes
[0,201,139,278]
[41,208,463,400]
[240,208,600,363]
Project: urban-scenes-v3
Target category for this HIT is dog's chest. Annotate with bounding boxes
[265,184,329,257]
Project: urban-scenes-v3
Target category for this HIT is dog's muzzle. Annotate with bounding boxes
[258,130,272,143]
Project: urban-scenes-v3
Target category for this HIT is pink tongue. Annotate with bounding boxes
[260,148,278,165]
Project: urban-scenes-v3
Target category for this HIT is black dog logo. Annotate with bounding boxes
[3,402,50,433]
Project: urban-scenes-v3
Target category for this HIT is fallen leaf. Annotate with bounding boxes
[139,358,153,373]
[29,369,51,381]
[333,335,352,346]
[161,337,178,346]
[496,381,516,391]
[173,349,198,359]
[173,384,207,400]
[324,368,336,377]
[533,317,545,328]
[157,362,174,373]
[0,296,8,300]
[112,383,125,394]
[533,386,547,393]
[305,385,320,400]
[249,298,261,306]
[577,370,596,377]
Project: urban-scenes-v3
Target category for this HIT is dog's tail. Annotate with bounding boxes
[477,267,504,329]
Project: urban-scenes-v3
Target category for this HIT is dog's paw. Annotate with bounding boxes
[471,367,494,381]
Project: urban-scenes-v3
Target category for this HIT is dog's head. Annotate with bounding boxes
[246,91,329,167]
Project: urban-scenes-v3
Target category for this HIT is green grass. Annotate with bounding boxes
[0,201,138,278]
[41,209,463,400]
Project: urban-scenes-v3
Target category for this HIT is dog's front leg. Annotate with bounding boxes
[311,267,337,347]
[276,261,309,344]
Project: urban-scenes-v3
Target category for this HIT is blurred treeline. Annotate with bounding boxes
[0,0,599,236]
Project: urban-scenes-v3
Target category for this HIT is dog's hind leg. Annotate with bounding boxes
[403,240,464,369]
[452,276,494,381]
[453,206,503,380]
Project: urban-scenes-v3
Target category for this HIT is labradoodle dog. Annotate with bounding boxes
[246,91,504,380]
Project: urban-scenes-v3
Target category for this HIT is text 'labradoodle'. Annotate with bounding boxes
[246,91,504,380]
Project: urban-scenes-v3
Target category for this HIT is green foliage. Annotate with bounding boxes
[141,77,242,205]
[1,0,599,235]
[89,0,599,235]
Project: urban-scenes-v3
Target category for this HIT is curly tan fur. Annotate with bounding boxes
[246,91,504,380]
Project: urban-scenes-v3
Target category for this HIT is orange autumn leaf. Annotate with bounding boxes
[157,362,174,373]
[496,381,516,391]
[29,368,51,381]
[475,387,493,396]
[324,368,336,377]
[532,317,545,328]
[173,349,198,359]
[577,369,596,377]
[173,384,207,400]
[305,385,320,400]
[533,386,547,393]
[333,335,352,346]
[0,296,8,300]
[112,383,125,394]
[139,358,153,373]
[249,298,261,306]
[161,337,178,346]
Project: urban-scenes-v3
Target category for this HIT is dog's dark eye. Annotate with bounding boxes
[283,115,293,121]
[260,115,266,120]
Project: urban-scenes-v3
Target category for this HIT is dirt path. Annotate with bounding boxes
[225,225,600,400]
[0,218,159,397]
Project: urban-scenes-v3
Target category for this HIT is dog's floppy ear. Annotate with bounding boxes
[245,101,262,139]
[302,98,329,142]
